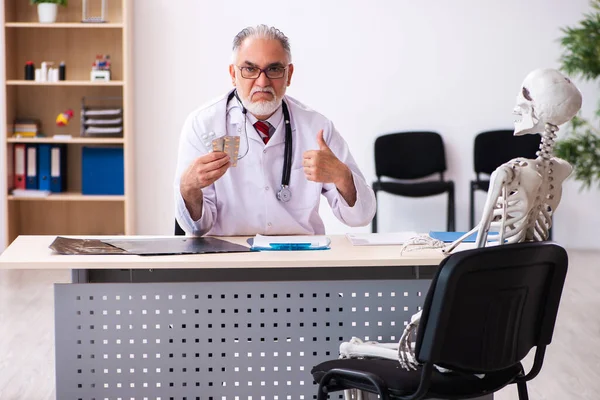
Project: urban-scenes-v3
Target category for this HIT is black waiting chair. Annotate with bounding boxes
[175,219,185,236]
[470,130,541,229]
[311,241,568,400]
[372,132,455,233]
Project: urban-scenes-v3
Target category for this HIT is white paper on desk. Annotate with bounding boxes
[253,234,330,247]
[345,232,418,246]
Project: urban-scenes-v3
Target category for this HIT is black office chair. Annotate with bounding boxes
[311,241,568,400]
[372,132,455,233]
[470,130,541,229]
[175,219,185,236]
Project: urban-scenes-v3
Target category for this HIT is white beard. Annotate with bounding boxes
[244,97,282,117]
[238,86,283,117]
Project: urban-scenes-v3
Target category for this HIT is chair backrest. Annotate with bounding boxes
[374,131,447,180]
[474,130,541,176]
[175,219,185,236]
[414,241,568,373]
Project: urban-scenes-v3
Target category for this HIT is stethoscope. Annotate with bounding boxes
[227,90,293,202]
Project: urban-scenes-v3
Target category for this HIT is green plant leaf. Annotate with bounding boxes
[557,0,600,188]
[30,0,68,6]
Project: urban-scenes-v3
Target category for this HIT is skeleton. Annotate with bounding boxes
[339,69,583,375]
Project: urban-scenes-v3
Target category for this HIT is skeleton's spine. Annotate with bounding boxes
[537,123,558,161]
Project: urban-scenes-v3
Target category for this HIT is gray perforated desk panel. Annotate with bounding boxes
[55,266,492,400]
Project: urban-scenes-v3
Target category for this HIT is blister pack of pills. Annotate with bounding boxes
[212,136,240,167]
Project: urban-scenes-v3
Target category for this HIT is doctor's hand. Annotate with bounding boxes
[180,152,230,219]
[303,130,357,206]
[181,152,231,191]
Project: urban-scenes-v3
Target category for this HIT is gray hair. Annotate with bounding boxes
[232,25,292,63]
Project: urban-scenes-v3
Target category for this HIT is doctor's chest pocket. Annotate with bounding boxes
[284,166,322,210]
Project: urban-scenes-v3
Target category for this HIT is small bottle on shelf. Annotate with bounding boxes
[24,61,35,80]
[59,62,66,81]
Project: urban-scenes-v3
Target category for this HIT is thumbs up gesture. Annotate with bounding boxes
[302,130,351,186]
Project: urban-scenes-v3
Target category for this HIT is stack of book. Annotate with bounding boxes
[12,118,41,138]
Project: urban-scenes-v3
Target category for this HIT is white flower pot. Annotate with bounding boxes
[37,3,58,24]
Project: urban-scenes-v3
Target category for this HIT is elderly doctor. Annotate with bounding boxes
[174,25,376,236]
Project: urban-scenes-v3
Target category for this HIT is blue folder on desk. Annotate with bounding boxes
[429,231,477,243]
[248,235,331,251]
[429,231,498,243]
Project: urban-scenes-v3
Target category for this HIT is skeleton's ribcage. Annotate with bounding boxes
[486,159,544,244]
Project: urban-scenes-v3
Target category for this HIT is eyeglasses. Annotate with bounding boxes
[237,65,288,79]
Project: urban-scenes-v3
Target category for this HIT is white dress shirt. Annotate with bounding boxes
[174,90,376,236]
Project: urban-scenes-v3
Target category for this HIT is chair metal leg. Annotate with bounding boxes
[447,186,455,232]
[516,381,529,400]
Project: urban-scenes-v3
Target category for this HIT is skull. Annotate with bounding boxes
[513,68,582,135]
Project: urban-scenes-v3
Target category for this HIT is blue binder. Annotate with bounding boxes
[82,147,124,195]
[37,144,51,191]
[50,144,67,193]
[25,144,38,189]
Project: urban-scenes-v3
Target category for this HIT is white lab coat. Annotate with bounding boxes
[174,90,376,236]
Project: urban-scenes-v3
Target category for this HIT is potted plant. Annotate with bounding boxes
[555,0,600,189]
[30,0,68,24]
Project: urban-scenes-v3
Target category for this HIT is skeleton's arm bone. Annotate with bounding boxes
[443,225,479,253]
[475,166,515,247]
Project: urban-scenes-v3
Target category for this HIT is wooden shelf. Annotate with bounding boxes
[8,192,125,202]
[7,80,124,86]
[7,137,124,144]
[3,0,133,245]
[5,22,123,29]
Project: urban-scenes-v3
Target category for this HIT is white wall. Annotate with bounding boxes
[89,0,600,250]
[0,1,595,252]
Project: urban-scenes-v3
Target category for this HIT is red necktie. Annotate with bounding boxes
[254,121,271,144]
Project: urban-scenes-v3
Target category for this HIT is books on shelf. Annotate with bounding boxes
[10,143,67,193]
[11,118,41,138]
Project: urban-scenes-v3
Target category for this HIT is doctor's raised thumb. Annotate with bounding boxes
[316,130,329,151]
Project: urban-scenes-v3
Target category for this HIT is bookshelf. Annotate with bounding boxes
[1,0,134,246]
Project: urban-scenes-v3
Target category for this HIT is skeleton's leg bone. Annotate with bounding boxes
[338,336,397,354]
[339,341,399,360]
[369,343,399,350]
